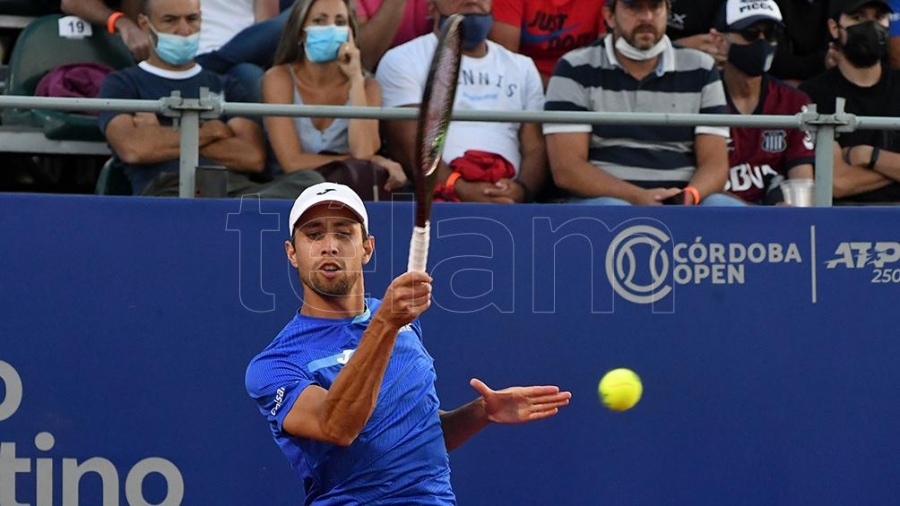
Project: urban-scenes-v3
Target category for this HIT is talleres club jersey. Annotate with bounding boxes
[725,76,815,204]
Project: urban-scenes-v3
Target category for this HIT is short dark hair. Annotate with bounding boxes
[829,0,892,20]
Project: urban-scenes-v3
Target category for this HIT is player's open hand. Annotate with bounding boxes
[469,378,571,424]
[376,271,432,328]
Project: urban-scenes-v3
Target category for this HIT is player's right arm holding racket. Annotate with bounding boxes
[267,14,466,449]
[280,271,432,446]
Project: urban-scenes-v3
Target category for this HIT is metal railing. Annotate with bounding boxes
[0,93,887,207]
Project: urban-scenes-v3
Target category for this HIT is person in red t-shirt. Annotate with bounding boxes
[489,0,606,87]
[712,0,814,204]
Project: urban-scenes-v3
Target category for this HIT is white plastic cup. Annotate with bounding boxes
[780,178,815,207]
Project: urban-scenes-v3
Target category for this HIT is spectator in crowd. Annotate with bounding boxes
[61,0,152,60]
[245,182,571,504]
[99,0,323,197]
[544,0,740,206]
[263,0,407,200]
[713,0,815,204]
[768,0,837,84]
[355,0,433,71]
[887,0,900,67]
[64,0,287,101]
[800,0,900,203]
[488,0,607,87]
[377,0,547,204]
[667,0,727,66]
[192,0,284,102]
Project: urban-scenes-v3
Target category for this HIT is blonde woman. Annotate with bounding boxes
[263,0,406,198]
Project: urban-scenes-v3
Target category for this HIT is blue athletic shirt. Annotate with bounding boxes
[245,298,455,505]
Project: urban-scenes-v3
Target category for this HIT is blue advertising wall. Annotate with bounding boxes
[0,194,898,505]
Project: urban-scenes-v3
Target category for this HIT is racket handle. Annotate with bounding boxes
[407,222,431,272]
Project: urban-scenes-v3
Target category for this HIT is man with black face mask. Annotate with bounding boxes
[377,0,548,204]
[800,0,900,203]
[712,0,815,204]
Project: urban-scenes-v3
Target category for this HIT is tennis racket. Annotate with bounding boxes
[407,13,464,273]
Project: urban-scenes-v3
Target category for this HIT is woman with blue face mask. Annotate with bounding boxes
[263,0,407,199]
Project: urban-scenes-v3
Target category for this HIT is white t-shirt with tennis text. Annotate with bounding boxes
[376,34,544,174]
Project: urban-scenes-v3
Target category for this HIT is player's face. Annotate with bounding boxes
[287,205,373,299]
[607,0,668,50]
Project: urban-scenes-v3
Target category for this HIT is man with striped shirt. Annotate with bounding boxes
[544,0,742,206]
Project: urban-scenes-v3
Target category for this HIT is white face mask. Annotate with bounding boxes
[614,35,670,62]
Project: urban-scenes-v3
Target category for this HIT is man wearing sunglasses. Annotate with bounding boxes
[800,0,900,204]
[711,0,815,204]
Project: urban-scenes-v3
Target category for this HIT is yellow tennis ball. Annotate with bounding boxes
[598,368,643,411]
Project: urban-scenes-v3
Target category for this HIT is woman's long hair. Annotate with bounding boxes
[273,0,360,66]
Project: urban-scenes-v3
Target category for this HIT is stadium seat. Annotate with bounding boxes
[2,14,133,141]
[94,157,132,195]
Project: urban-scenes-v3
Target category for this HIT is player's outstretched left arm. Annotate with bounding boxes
[439,378,572,451]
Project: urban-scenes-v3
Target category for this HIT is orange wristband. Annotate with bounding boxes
[445,171,462,196]
[107,11,125,34]
[683,186,701,206]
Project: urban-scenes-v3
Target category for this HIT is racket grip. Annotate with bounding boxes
[407,222,431,272]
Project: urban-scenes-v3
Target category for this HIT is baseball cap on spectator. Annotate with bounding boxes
[289,182,369,236]
[715,0,785,32]
[829,0,893,20]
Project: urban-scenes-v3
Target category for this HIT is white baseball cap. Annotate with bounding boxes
[720,0,784,31]
[288,182,369,236]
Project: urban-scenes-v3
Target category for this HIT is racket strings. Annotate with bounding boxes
[421,40,461,175]
[413,14,462,229]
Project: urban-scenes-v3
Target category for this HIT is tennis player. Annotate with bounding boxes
[245,182,571,504]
